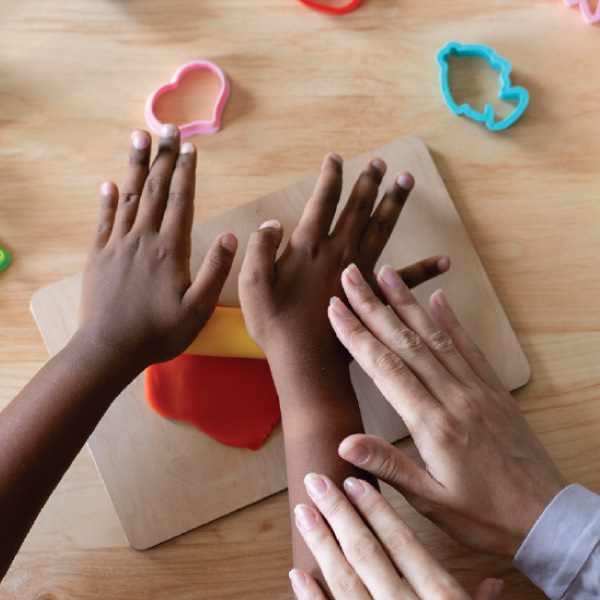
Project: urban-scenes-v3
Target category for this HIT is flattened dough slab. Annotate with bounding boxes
[30,137,530,549]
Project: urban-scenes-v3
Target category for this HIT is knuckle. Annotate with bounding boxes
[332,570,362,598]
[431,412,465,443]
[129,152,148,167]
[347,326,371,353]
[207,251,228,278]
[452,390,484,420]
[390,327,422,355]
[428,576,463,600]
[167,190,190,206]
[371,216,393,239]
[323,497,345,521]
[373,350,406,376]
[427,329,454,354]
[96,222,112,235]
[354,196,374,215]
[120,192,140,205]
[385,526,417,554]
[348,534,379,563]
[358,295,381,316]
[146,176,168,196]
[375,450,403,484]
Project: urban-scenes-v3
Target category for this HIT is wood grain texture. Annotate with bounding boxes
[1,0,600,598]
[30,136,530,550]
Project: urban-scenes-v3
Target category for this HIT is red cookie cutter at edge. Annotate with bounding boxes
[297,0,363,16]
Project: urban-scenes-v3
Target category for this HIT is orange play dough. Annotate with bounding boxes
[144,354,281,451]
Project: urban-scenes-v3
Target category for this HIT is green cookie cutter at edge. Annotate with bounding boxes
[0,246,11,272]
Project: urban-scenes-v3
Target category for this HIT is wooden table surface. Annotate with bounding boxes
[1,0,599,598]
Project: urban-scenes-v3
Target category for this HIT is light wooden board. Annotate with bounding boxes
[30,136,530,550]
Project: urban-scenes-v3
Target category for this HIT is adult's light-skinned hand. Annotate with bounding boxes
[327,263,568,557]
[290,473,503,600]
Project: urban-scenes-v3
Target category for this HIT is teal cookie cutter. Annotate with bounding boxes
[437,42,530,132]
[0,246,10,272]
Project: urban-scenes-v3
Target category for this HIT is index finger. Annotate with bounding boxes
[293,154,343,241]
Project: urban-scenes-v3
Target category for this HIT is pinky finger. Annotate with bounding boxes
[94,181,119,248]
[289,569,328,600]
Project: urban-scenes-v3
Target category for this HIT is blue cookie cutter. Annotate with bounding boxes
[437,42,529,132]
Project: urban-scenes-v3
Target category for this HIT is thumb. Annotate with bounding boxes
[185,233,238,320]
[338,434,433,499]
[471,578,503,600]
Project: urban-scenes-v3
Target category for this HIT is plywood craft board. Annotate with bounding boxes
[31,137,531,550]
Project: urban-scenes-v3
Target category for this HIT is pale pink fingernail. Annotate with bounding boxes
[160,124,178,138]
[131,132,149,150]
[339,442,370,465]
[344,477,367,501]
[220,234,238,253]
[100,181,113,196]
[396,172,414,190]
[328,153,343,165]
[378,265,403,290]
[294,504,317,531]
[180,143,195,154]
[289,569,308,592]
[329,297,352,319]
[259,220,281,230]
[432,289,448,309]
[437,257,450,272]
[371,158,387,175]
[304,473,328,500]
[344,263,366,287]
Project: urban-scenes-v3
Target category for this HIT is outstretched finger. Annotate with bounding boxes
[93,181,119,249]
[159,142,197,258]
[397,256,450,289]
[113,130,152,237]
[359,172,413,259]
[184,233,238,323]
[294,154,343,241]
[429,290,506,392]
[134,124,180,233]
[331,159,386,247]
[239,221,284,296]
[343,478,470,600]
[471,578,503,600]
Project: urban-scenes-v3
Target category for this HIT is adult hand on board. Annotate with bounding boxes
[290,473,503,600]
[327,264,568,557]
[239,153,449,366]
[79,125,237,371]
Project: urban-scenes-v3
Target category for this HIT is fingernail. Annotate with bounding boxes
[131,132,149,150]
[345,263,366,287]
[329,153,343,165]
[304,473,328,500]
[161,124,178,138]
[329,296,352,319]
[494,579,504,600]
[371,158,387,175]
[100,181,113,196]
[339,442,370,465]
[259,220,281,230]
[220,234,238,253]
[378,265,403,290]
[344,477,367,501]
[396,173,414,190]
[437,257,450,272]
[180,143,195,154]
[294,504,317,531]
[432,289,448,309]
[289,569,307,592]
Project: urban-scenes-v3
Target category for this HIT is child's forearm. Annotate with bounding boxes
[269,351,376,588]
[0,331,139,579]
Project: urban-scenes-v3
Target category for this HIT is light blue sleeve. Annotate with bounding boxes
[514,484,600,599]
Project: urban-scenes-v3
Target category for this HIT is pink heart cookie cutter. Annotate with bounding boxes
[145,60,231,138]
[563,0,600,23]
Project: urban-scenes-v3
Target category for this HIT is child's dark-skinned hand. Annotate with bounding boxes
[79,125,238,370]
[239,154,449,369]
